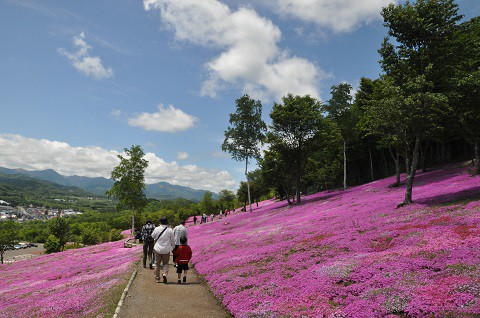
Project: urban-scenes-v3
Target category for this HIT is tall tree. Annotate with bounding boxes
[222,95,267,213]
[0,220,18,264]
[325,83,355,190]
[218,189,236,211]
[455,17,480,174]
[48,217,70,251]
[269,94,323,203]
[380,0,461,205]
[107,145,149,235]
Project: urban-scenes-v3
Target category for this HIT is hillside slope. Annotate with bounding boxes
[0,241,141,317]
[187,165,480,317]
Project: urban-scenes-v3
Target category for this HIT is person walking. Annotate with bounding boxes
[193,215,198,225]
[173,220,188,264]
[151,216,175,284]
[141,220,155,269]
[173,236,192,284]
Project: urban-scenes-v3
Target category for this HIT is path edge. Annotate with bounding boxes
[113,268,137,318]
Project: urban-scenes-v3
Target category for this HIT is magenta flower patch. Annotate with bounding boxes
[0,241,141,317]
[188,166,480,317]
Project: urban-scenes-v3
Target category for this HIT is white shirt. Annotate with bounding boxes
[151,225,175,254]
[173,224,188,246]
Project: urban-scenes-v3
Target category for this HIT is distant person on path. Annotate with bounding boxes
[151,216,175,284]
[219,210,223,219]
[193,215,198,225]
[202,213,207,223]
[141,220,156,269]
[210,213,214,221]
[173,236,192,284]
[134,228,141,243]
[173,220,188,264]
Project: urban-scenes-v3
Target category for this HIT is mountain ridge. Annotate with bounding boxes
[0,167,215,202]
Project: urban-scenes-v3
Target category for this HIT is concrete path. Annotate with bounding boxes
[118,255,231,318]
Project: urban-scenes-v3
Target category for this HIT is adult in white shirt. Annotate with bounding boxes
[151,216,175,283]
[173,220,188,246]
[173,220,188,265]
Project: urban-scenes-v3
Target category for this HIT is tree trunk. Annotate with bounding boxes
[296,144,302,204]
[369,146,374,182]
[382,149,388,177]
[404,142,410,177]
[475,140,480,175]
[343,139,347,190]
[131,207,135,236]
[245,157,252,212]
[421,140,429,172]
[404,135,421,205]
[388,146,401,186]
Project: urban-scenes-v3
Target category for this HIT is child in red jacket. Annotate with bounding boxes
[173,236,192,284]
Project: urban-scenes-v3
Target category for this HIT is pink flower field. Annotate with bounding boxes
[0,241,141,317]
[188,165,480,317]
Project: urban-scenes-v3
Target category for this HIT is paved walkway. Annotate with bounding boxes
[118,255,231,318]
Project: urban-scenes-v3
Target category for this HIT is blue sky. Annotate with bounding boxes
[1,0,479,193]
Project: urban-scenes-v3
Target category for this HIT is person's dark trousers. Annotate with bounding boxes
[143,240,154,268]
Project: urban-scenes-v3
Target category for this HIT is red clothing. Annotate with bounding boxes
[173,245,192,264]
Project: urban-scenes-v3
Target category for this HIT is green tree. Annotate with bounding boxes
[44,234,61,254]
[455,17,480,174]
[218,189,236,211]
[259,148,296,204]
[0,220,18,264]
[360,77,405,186]
[325,83,356,190]
[222,95,267,212]
[107,145,149,235]
[269,94,323,203]
[380,0,461,205]
[199,191,216,214]
[48,217,70,251]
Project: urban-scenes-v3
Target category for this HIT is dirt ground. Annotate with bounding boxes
[3,244,45,262]
[118,255,232,318]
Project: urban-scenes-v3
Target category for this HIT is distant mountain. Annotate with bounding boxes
[0,167,214,202]
[0,171,96,207]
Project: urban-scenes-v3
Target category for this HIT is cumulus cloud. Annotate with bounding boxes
[127,104,198,133]
[176,151,189,160]
[0,134,235,192]
[58,32,114,80]
[268,0,395,33]
[144,0,324,101]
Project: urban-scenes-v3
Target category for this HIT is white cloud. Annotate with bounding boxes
[176,151,189,160]
[127,104,198,133]
[109,109,124,119]
[268,0,396,33]
[144,0,324,101]
[0,134,236,192]
[58,32,114,80]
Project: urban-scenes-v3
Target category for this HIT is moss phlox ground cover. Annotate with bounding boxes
[0,241,141,317]
[188,166,480,317]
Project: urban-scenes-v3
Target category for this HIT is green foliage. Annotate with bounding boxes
[269,94,323,203]
[0,172,111,210]
[218,189,236,211]
[223,94,267,212]
[44,234,61,254]
[222,95,267,163]
[107,145,149,234]
[48,217,70,251]
[0,220,18,263]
